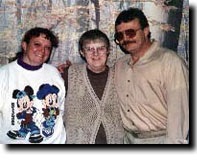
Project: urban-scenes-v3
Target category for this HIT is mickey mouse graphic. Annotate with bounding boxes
[7,85,43,143]
[37,84,60,137]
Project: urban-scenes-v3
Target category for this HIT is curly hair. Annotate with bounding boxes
[22,27,59,48]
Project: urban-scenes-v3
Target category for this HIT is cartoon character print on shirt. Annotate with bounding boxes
[37,84,60,137]
[7,86,44,143]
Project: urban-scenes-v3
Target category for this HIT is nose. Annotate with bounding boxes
[92,49,99,56]
[122,32,130,41]
[41,47,51,56]
[37,46,45,54]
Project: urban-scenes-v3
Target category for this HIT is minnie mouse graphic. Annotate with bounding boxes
[37,84,60,137]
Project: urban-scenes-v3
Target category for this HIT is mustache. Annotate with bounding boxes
[122,40,136,46]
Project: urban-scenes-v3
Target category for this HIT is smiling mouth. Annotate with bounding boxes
[37,54,43,58]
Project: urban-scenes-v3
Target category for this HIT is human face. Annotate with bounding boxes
[115,18,150,56]
[82,40,108,73]
[22,34,52,66]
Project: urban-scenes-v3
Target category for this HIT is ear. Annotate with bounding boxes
[106,49,110,57]
[143,26,150,38]
[21,42,27,52]
[80,50,85,57]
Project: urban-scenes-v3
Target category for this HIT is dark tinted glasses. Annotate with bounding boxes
[114,28,141,44]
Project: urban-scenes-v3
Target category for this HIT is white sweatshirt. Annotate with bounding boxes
[0,60,66,144]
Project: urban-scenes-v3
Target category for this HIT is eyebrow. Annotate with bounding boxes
[84,45,106,48]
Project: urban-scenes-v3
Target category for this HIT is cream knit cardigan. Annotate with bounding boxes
[64,64,124,144]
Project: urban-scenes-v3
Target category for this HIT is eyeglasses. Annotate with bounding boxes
[83,46,107,55]
[114,28,141,44]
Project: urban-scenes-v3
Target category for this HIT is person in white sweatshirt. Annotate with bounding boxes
[0,27,66,144]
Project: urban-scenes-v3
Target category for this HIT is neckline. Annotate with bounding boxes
[17,54,43,71]
[86,66,109,76]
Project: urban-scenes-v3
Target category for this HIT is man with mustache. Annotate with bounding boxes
[114,7,189,144]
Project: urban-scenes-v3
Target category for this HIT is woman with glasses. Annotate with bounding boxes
[114,7,189,144]
[61,29,124,144]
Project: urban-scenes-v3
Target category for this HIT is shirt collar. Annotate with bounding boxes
[17,54,43,71]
